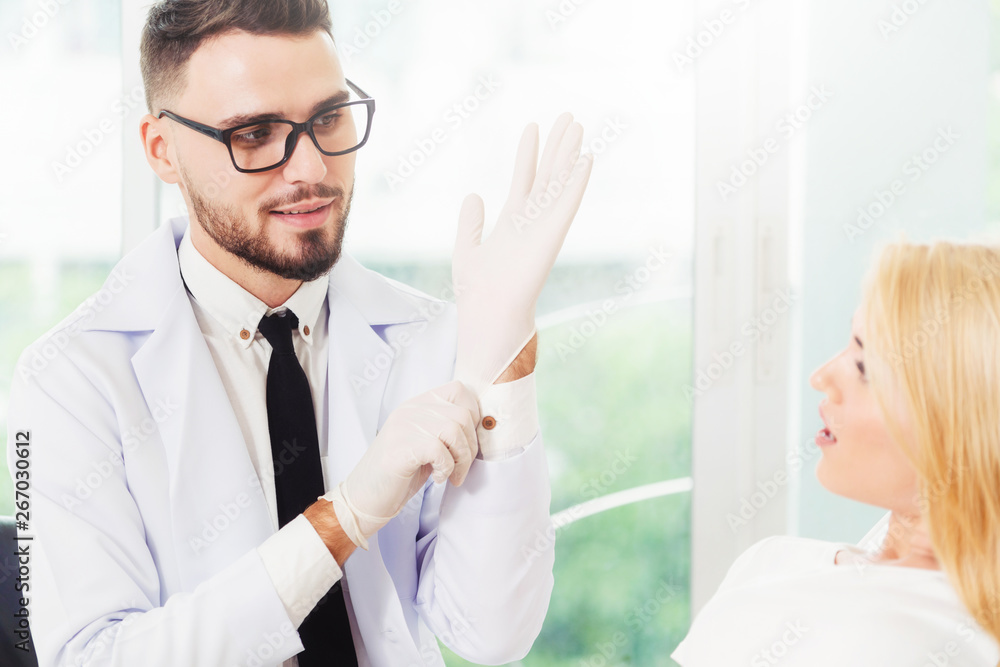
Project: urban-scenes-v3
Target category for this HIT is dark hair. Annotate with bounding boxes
[139,0,334,112]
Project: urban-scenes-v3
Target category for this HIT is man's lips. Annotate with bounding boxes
[270,198,335,215]
[267,199,337,229]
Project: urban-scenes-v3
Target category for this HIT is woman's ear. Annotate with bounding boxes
[139,113,180,184]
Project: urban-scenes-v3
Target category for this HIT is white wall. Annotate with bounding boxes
[792,0,992,541]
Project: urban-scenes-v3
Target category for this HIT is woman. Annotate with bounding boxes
[672,241,1000,666]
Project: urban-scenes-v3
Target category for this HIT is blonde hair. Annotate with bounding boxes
[861,241,1000,653]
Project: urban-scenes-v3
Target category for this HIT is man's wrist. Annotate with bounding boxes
[494,331,538,383]
[303,498,357,567]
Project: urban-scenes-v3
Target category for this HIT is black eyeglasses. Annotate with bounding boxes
[158,79,375,173]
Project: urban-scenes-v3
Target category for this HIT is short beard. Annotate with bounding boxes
[182,165,351,282]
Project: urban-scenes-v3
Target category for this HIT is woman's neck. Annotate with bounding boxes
[873,511,941,570]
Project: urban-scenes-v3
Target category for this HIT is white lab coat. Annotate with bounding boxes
[6,216,555,667]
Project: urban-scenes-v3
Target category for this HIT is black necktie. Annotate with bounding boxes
[258,310,358,667]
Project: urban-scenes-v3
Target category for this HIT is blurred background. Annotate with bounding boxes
[1,0,998,664]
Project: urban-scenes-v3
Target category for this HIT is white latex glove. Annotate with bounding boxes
[453,112,594,395]
[320,380,480,550]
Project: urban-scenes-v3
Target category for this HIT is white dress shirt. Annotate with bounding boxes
[671,535,1000,666]
[177,225,538,666]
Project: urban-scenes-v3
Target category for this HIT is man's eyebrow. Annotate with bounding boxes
[217,90,351,129]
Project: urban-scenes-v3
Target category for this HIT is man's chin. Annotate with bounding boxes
[254,229,342,281]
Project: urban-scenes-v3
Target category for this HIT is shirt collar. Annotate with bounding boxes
[177,224,328,349]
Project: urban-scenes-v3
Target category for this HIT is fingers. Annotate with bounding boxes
[453,194,485,261]
[409,410,474,487]
[415,381,481,486]
[532,112,574,198]
[438,416,477,486]
[428,382,480,485]
[430,379,481,425]
[551,152,595,225]
[506,123,539,203]
[549,122,584,188]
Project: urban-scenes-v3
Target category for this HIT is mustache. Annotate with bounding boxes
[258,183,344,214]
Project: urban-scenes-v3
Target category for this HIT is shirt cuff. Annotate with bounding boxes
[257,513,343,628]
[477,371,540,461]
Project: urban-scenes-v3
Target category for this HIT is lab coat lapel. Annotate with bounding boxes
[115,217,272,588]
[325,258,427,664]
[131,287,273,587]
[324,284,389,484]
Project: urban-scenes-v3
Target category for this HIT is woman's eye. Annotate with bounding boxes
[856,360,866,378]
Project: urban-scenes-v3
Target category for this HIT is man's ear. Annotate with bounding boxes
[140,113,180,184]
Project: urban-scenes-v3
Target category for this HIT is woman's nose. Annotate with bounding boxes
[809,356,842,403]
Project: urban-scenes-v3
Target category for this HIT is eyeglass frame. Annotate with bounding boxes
[157,79,376,174]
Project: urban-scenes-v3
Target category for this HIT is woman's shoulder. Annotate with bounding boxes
[674,536,1000,665]
[717,535,842,592]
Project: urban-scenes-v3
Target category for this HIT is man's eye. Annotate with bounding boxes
[316,112,341,127]
[232,125,272,143]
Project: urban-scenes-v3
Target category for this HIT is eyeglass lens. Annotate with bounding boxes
[229,102,370,170]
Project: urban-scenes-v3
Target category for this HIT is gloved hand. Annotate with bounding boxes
[452,112,594,395]
[320,380,480,550]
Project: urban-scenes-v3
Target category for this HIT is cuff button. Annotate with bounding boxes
[481,416,497,430]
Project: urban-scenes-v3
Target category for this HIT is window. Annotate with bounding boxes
[312,1,698,663]
[0,0,124,515]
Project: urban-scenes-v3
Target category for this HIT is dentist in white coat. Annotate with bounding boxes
[4,1,594,665]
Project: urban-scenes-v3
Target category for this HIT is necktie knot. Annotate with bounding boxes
[258,311,299,355]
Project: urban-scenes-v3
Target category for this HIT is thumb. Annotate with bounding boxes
[453,193,485,261]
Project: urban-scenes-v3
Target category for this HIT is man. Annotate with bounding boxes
[6,0,592,665]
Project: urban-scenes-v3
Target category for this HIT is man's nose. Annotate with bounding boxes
[281,131,328,184]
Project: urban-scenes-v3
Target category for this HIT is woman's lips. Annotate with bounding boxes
[816,426,838,446]
[817,405,838,446]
